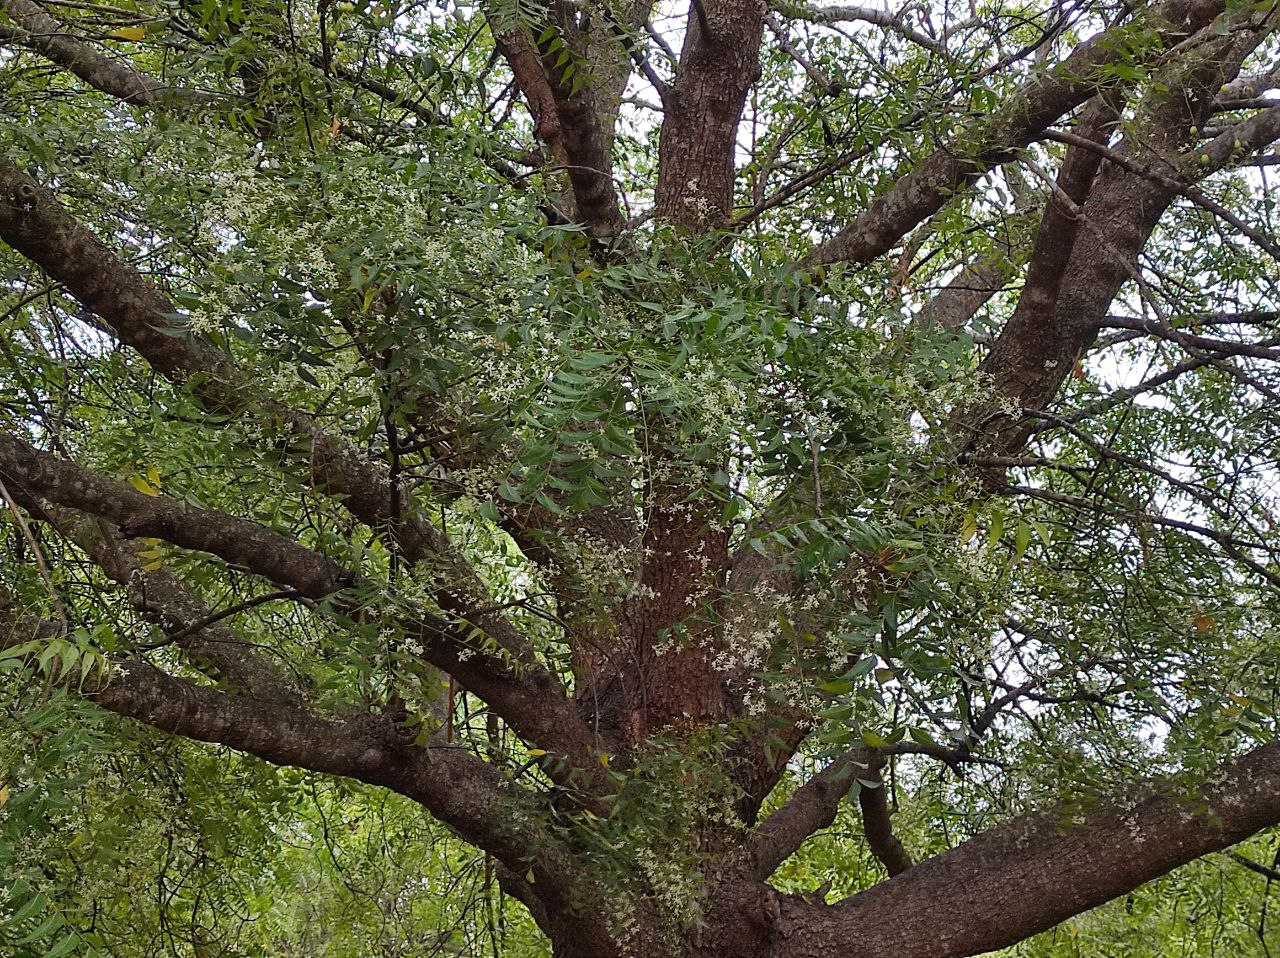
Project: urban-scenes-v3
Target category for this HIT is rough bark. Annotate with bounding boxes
[755,741,1280,958]
[5,2,1280,956]
[914,252,1014,331]
[0,0,198,107]
[580,0,770,741]
[0,433,352,599]
[490,2,652,241]
[653,0,766,228]
[798,0,1224,270]
[962,0,1279,454]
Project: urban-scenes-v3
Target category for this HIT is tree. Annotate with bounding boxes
[2,0,1280,954]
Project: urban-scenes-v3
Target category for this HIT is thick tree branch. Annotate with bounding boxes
[1197,99,1280,168]
[0,117,580,663]
[763,741,1280,958]
[748,745,921,880]
[1045,127,1280,261]
[43,503,302,701]
[489,11,628,241]
[0,601,641,952]
[914,252,1014,331]
[17,437,615,783]
[856,763,914,877]
[0,159,236,384]
[798,0,1215,270]
[748,749,876,879]
[578,0,770,744]
[1009,95,1123,327]
[0,0,201,106]
[958,2,1279,455]
[0,157,612,777]
[0,605,584,906]
[0,433,351,598]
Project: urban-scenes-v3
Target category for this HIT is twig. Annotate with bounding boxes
[0,475,67,631]
[134,588,308,650]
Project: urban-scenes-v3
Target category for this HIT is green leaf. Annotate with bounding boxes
[1013,520,1031,563]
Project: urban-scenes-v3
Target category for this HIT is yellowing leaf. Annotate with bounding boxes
[0,783,9,808]
[598,752,610,768]
[128,475,159,497]
[527,749,547,757]
[109,26,146,41]
[146,465,162,488]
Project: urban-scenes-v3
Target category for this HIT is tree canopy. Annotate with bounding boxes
[2,0,1280,955]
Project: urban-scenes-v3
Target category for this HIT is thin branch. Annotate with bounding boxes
[1101,315,1280,360]
[133,589,308,651]
[1227,850,1280,882]
[772,0,945,54]
[0,473,67,631]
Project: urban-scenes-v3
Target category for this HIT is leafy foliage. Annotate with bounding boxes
[1,0,1280,954]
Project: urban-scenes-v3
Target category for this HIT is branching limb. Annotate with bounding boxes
[488,8,628,241]
[0,432,351,599]
[957,1,1280,456]
[0,0,203,106]
[0,604,588,927]
[772,1,945,55]
[797,0,1217,270]
[747,747,879,880]
[748,744,947,880]
[1045,128,1280,261]
[40,503,305,701]
[0,157,611,772]
[763,741,1280,958]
